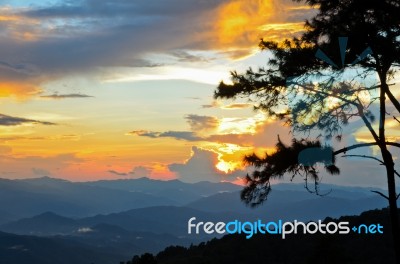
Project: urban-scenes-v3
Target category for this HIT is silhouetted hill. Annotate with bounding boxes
[0,207,249,256]
[0,212,197,258]
[1,212,79,235]
[124,209,397,264]
[79,206,251,237]
[0,231,123,264]
[63,223,193,257]
[185,187,388,221]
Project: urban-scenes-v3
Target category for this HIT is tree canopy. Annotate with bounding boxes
[214,0,400,262]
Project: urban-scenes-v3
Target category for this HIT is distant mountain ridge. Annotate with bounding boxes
[0,176,240,224]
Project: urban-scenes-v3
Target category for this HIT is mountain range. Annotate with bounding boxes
[0,176,240,224]
[0,176,394,264]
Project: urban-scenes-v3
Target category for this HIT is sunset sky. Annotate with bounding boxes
[1,0,399,188]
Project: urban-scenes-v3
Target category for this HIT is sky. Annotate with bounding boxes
[0,0,399,189]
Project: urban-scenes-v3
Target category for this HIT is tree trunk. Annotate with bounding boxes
[379,74,400,263]
[381,149,400,264]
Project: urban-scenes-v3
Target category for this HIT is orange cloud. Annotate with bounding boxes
[211,0,311,55]
[214,0,274,48]
[0,81,42,99]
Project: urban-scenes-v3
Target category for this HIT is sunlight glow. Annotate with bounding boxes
[217,113,266,134]
[101,66,231,85]
[215,0,274,46]
[216,160,236,173]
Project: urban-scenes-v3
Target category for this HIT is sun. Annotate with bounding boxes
[216,160,236,174]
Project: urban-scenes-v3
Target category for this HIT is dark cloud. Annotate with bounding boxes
[170,50,209,63]
[107,170,132,176]
[185,114,220,132]
[107,166,151,178]
[128,130,204,141]
[128,119,293,148]
[21,0,225,19]
[40,93,94,99]
[201,101,220,109]
[160,131,204,141]
[0,61,41,76]
[0,0,313,97]
[0,0,224,80]
[0,114,56,126]
[201,104,214,109]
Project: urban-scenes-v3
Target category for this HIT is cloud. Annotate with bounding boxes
[77,227,93,233]
[221,103,253,109]
[0,0,313,97]
[131,166,152,178]
[107,170,132,176]
[0,61,41,76]
[107,166,152,178]
[208,120,292,148]
[128,130,204,141]
[168,146,243,183]
[0,113,56,126]
[0,135,80,142]
[0,153,81,179]
[170,50,209,63]
[40,93,94,99]
[201,101,221,109]
[211,0,313,50]
[185,114,220,132]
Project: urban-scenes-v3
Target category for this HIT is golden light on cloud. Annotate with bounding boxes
[212,143,273,174]
[213,0,310,53]
[214,0,274,47]
[258,22,305,41]
[0,82,43,100]
[0,14,19,22]
[0,7,20,22]
[216,160,236,173]
[217,113,266,134]
[198,142,248,174]
[258,22,304,32]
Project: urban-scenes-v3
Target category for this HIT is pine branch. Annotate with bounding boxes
[334,142,400,155]
[341,154,385,165]
[371,190,389,200]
